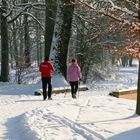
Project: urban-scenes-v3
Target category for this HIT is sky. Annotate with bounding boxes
[0,65,140,140]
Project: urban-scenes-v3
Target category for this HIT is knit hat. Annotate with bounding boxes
[72,58,76,63]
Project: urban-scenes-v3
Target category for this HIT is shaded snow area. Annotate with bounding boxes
[0,67,140,140]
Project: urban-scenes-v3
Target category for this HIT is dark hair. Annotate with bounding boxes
[72,58,76,63]
[45,56,49,61]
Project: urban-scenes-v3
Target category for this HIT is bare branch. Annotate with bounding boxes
[22,12,45,31]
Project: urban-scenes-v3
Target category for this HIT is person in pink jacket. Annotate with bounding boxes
[67,58,82,99]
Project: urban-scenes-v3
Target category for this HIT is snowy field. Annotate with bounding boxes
[0,66,140,140]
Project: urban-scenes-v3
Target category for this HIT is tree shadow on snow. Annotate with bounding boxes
[15,99,42,102]
[4,115,40,140]
[80,113,139,125]
[4,115,25,140]
[107,127,140,140]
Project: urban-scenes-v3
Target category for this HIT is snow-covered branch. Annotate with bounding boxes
[23,12,45,31]
[107,0,137,17]
[75,0,138,24]
[6,2,45,23]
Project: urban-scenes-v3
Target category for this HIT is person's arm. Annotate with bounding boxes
[77,65,82,80]
[39,64,42,72]
[50,63,55,72]
[67,66,70,81]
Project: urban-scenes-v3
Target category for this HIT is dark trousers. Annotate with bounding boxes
[42,77,52,99]
[69,81,79,97]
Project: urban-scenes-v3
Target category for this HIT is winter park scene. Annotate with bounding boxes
[1,0,140,140]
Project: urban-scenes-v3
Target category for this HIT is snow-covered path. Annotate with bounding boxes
[0,91,140,140]
[0,67,140,140]
[1,94,103,140]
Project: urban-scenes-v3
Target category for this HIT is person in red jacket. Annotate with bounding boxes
[39,56,55,100]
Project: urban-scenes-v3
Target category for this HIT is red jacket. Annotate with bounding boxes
[39,61,54,77]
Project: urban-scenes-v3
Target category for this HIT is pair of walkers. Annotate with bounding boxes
[39,56,82,100]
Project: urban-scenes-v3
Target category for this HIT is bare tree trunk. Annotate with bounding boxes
[23,0,31,67]
[128,57,133,67]
[0,0,9,82]
[36,23,41,66]
[136,61,140,115]
[19,17,24,56]
[136,0,140,115]
[56,0,75,78]
[49,0,63,71]
[12,21,19,66]
[44,0,56,57]
[121,56,128,67]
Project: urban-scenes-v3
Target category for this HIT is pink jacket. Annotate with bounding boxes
[67,63,81,82]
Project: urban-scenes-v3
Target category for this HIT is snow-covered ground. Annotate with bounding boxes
[0,66,140,140]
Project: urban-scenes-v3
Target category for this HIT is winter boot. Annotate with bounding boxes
[72,94,76,99]
[43,93,47,100]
